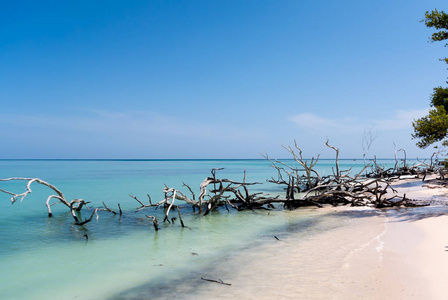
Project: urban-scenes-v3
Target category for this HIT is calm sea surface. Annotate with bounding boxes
[0,159,401,299]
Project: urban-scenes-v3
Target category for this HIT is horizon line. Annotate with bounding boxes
[0,158,426,161]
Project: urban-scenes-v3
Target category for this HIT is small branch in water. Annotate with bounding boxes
[274,236,280,241]
[201,277,231,286]
[177,207,185,227]
[146,215,159,231]
[76,208,98,226]
[102,201,117,214]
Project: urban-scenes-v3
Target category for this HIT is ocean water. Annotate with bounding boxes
[0,159,401,299]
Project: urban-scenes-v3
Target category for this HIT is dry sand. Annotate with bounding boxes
[377,175,448,299]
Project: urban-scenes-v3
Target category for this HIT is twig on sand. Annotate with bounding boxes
[201,277,231,286]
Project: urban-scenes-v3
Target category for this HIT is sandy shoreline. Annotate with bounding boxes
[190,176,448,299]
[114,176,448,300]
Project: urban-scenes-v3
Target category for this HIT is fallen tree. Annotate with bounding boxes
[0,141,444,231]
[129,168,278,227]
[130,141,438,229]
[0,177,97,225]
[262,140,439,209]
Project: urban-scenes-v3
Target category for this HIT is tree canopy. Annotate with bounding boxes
[412,105,448,148]
[412,9,448,148]
[424,9,448,44]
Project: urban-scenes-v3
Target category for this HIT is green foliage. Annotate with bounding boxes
[424,9,448,71]
[423,9,448,44]
[430,87,448,110]
[412,9,448,149]
[440,159,448,168]
[412,106,448,148]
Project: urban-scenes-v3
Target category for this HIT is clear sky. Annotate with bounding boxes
[1,0,447,159]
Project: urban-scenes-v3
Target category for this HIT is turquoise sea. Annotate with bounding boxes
[0,159,403,299]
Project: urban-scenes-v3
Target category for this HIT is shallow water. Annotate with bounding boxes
[0,159,401,299]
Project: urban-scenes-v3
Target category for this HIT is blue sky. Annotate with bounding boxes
[0,0,447,159]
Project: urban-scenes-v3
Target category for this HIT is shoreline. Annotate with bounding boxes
[2,160,447,299]
[141,176,448,299]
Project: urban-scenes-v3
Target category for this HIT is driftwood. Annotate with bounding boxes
[201,277,231,286]
[263,141,438,209]
[75,208,99,226]
[0,177,70,216]
[131,141,440,233]
[1,141,444,232]
[102,201,117,214]
[362,128,379,166]
[146,215,159,231]
[262,140,322,195]
[0,177,98,225]
[130,168,276,225]
[365,143,439,179]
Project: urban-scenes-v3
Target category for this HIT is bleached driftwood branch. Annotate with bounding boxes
[0,177,96,225]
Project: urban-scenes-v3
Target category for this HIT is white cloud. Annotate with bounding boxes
[289,108,429,133]
[288,113,335,128]
[288,113,359,134]
[374,109,429,130]
[286,109,438,158]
